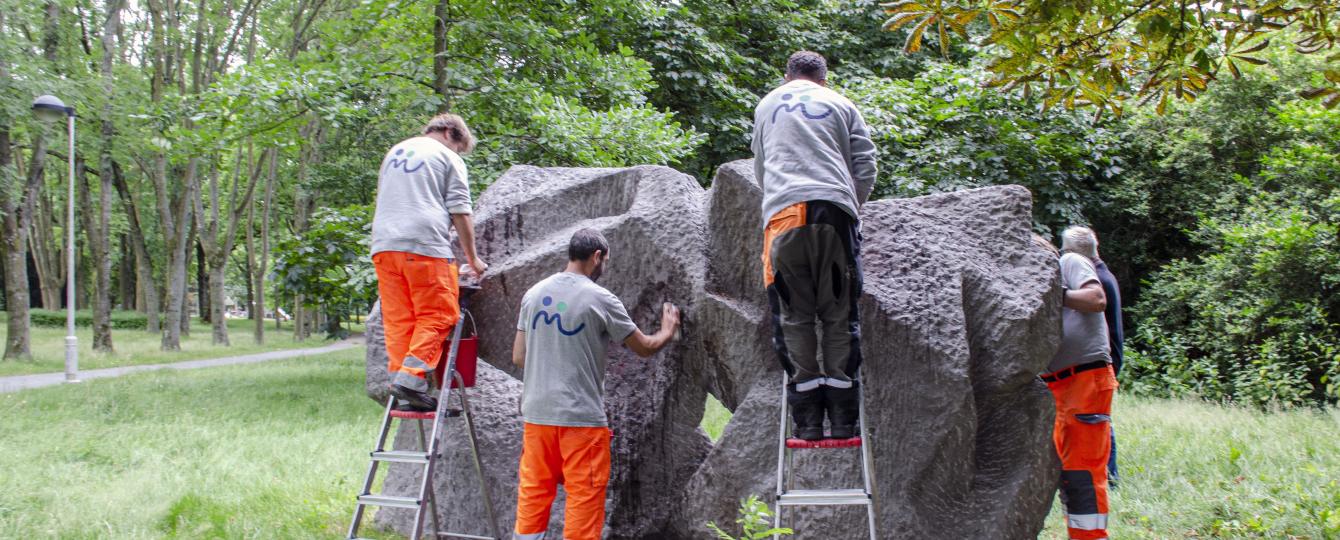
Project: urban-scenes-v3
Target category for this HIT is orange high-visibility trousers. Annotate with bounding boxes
[1047,364,1118,540]
[513,423,612,540]
[372,251,460,392]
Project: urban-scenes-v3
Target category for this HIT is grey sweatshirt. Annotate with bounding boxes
[370,136,473,259]
[751,79,878,222]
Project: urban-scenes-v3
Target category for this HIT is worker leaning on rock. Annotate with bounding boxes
[370,113,488,412]
[751,50,878,441]
[510,228,680,540]
[1044,226,1116,540]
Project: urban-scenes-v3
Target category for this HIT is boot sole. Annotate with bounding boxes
[389,384,438,411]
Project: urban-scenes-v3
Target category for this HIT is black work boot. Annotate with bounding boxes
[389,383,438,412]
[788,383,826,441]
[824,382,860,439]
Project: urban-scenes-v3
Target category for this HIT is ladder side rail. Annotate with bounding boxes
[774,371,789,540]
[858,371,877,539]
[348,397,398,539]
[458,370,504,540]
[418,420,443,539]
[415,318,466,540]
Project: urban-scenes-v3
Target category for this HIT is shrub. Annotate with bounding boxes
[706,495,792,540]
[1126,191,1340,407]
[28,309,149,330]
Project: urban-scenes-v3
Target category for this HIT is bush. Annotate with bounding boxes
[1126,193,1340,407]
[28,309,149,331]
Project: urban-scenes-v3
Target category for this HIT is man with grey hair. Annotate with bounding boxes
[1045,225,1116,540]
[752,50,878,440]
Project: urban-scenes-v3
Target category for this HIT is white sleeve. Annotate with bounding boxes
[444,152,473,215]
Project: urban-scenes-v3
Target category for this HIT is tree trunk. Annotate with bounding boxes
[118,234,133,310]
[111,161,159,332]
[160,159,198,350]
[76,159,113,351]
[30,185,65,310]
[433,0,451,112]
[0,11,35,360]
[196,239,209,324]
[254,150,277,344]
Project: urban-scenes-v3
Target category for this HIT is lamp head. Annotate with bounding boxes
[31,95,73,122]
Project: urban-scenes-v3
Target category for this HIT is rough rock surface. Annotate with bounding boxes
[678,161,1061,539]
[364,160,1060,539]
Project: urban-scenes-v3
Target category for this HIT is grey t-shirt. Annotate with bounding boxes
[1049,253,1113,373]
[516,272,638,427]
[370,136,473,259]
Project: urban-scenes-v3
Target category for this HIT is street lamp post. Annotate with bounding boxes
[32,95,79,383]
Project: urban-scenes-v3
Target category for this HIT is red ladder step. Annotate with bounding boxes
[785,436,862,449]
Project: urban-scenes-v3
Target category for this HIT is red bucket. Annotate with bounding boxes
[434,311,478,389]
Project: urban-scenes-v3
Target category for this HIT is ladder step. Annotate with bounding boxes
[785,436,862,449]
[439,534,499,539]
[370,450,431,464]
[389,408,463,420]
[777,489,871,506]
[356,494,420,509]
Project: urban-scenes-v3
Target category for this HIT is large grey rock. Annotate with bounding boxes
[363,160,1061,539]
[679,162,1061,539]
[364,300,389,404]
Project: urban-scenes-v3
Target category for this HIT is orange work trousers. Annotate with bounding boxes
[1046,363,1118,540]
[513,423,612,540]
[372,251,460,391]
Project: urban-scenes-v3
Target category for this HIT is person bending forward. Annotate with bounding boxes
[510,229,680,540]
[371,113,488,411]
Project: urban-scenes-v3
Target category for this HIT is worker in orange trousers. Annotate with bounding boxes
[510,229,680,540]
[371,113,487,411]
[1044,226,1116,540]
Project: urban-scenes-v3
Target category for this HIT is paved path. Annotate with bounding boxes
[0,338,362,394]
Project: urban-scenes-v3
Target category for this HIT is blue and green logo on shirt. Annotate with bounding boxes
[532,296,586,336]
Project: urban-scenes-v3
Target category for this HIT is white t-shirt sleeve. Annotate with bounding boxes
[1060,253,1100,290]
[444,152,473,215]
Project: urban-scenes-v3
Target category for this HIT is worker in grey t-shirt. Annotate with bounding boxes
[509,228,680,540]
[1044,226,1116,540]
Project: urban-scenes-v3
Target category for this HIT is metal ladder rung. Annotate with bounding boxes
[438,533,500,539]
[777,489,871,506]
[371,450,431,464]
[357,493,420,509]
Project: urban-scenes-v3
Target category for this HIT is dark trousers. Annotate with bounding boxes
[763,200,863,390]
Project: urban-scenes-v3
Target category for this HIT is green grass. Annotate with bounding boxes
[702,394,731,442]
[0,314,346,377]
[4,352,1337,539]
[704,395,1340,538]
[0,348,396,539]
[1041,397,1340,539]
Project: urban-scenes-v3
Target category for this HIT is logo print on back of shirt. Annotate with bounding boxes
[770,92,834,125]
[532,296,586,336]
[387,147,426,174]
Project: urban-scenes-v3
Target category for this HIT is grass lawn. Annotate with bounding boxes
[0,313,350,377]
[701,394,1340,539]
[3,353,1337,538]
[0,348,394,539]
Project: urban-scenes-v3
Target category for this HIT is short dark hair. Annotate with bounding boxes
[568,228,609,261]
[786,51,827,82]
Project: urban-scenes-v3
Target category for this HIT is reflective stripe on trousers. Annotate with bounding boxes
[1046,364,1117,540]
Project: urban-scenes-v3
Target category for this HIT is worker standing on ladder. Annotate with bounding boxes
[370,113,488,412]
[752,51,878,441]
[510,228,680,540]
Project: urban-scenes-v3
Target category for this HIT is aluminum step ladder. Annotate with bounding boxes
[773,371,877,539]
[347,307,501,540]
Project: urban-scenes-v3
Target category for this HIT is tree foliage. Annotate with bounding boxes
[882,0,1340,116]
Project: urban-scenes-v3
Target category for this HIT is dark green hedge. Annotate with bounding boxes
[28,309,149,330]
